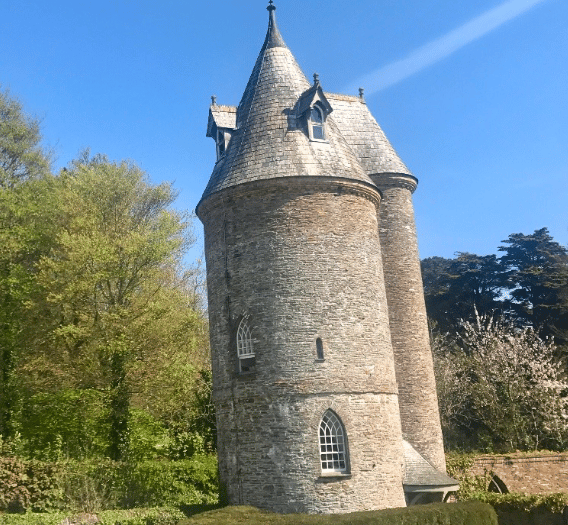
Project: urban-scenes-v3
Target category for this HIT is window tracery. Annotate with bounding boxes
[319,410,348,473]
[237,317,255,373]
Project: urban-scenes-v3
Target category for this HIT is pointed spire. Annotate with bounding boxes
[264,0,286,49]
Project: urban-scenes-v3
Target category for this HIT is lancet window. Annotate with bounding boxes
[236,317,255,373]
[319,410,348,473]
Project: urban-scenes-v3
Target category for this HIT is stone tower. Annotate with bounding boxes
[197,3,456,514]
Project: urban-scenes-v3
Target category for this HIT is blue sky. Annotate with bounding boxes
[1,0,567,262]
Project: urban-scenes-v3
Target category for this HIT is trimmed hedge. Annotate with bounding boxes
[0,507,185,525]
[179,501,498,524]
[468,492,568,525]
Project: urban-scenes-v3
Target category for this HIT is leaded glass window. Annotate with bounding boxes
[319,410,348,473]
[237,317,255,373]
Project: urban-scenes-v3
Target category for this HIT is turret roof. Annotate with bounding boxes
[326,93,413,177]
[199,3,374,205]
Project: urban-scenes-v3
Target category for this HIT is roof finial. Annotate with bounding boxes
[313,72,320,87]
[264,0,286,49]
[211,95,217,106]
[359,87,365,101]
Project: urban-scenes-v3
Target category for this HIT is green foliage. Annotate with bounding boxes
[445,453,492,500]
[119,456,219,508]
[0,507,185,525]
[499,228,568,345]
[18,390,110,461]
[0,151,211,461]
[469,492,568,514]
[178,502,497,525]
[423,228,568,351]
[0,456,218,515]
[422,253,504,334]
[0,86,50,188]
[0,457,64,513]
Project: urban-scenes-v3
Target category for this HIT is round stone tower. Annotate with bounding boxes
[197,3,406,514]
[374,173,446,472]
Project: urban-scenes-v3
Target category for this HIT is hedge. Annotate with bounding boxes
[179,501,498,525]
[0,507,185,525]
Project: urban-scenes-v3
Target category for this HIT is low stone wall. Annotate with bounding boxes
[469,453,568,494]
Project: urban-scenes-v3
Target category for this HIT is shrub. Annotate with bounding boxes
[0,506,185,524]
[178,501,497,525]
[0,456,219,514]
[0,457,64,513]
[469,491,568,514]
[120,456,218,508]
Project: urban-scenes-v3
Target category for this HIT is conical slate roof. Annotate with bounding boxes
[200,3,373,204]
[326,93,413,177]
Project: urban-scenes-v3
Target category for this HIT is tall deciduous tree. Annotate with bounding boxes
[0,87,50,188]
[22,154,197,459]
[0,87,53,437]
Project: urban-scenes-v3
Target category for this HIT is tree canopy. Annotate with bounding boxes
[0,87,211,461]
[0,86,50,188]
[422,228,568,346]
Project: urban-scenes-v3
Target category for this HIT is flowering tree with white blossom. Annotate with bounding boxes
[433,312,568,452]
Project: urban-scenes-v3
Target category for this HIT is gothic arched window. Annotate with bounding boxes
[236,317,255,373]
[309,104,325,141]
[319,410,348,473]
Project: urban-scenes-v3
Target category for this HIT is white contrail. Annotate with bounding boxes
[344,0,549,96]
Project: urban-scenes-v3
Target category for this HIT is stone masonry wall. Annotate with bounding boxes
[199,177,407,513]
[470,453,568,494]
[373,174,446,472]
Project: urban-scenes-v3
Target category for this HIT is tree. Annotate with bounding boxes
[0,86,50,188]
[499,228,568,344]
[422,253,504,333]
[19,154,199,460]
[0,87,53,437]
[433,312,568,452]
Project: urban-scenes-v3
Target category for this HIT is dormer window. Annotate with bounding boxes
[294,74,332,143]
[215,128,233,161]
[217,129,227,159]
[206,101,237,162]
[309,105,325,141]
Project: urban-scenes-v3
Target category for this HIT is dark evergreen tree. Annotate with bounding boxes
[422,253,504,334]
[499,228,568,345]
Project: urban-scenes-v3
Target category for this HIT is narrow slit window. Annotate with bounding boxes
[316,338,324,360]
[319,410,348,473]
[237,317,255,373]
